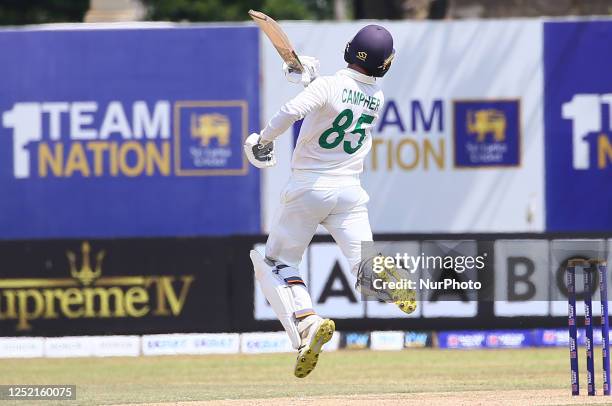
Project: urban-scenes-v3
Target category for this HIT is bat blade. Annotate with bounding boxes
[248,9,303,73]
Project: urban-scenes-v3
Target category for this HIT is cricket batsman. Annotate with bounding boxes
[244,25,415,378]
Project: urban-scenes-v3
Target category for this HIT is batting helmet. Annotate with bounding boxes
[344,25,395,78]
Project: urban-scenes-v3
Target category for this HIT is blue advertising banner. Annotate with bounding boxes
[544,21,612,231]
[453,99,521,168]
[438,330,533,349]
[0,26,260,238]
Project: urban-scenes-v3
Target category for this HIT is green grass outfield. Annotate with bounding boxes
[1,348,610,405]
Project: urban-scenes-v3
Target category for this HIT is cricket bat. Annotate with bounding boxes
[248,9,304,73]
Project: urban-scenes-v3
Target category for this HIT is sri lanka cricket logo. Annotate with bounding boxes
[174,101,248,175]
[191,113,231,147]
[453,100,521,168]
[467,109,507,142]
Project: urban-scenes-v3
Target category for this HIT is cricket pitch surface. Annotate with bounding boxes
[4,348,611,405]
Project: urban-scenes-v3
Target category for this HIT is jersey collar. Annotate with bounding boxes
[338,68,376,85]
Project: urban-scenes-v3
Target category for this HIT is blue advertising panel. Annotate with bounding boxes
[0,26,260,238]
[437,330,533,349]
[544,21,612,231]
[453,100,521,168]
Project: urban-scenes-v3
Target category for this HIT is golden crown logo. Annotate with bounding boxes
[66,241,105,286]
[356,51,368,61]
[190,113,231,147]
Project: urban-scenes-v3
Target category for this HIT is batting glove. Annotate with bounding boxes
[244,133,276,168]
[283,55,320,87]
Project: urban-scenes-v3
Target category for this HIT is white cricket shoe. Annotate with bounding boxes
[294,315,335,378]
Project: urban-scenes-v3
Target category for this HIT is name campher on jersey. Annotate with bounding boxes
[342,89,381,112]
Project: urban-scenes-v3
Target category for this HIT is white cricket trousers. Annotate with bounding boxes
[265,170,373,275]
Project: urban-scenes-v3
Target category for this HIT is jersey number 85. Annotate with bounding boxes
[318,109,374,154]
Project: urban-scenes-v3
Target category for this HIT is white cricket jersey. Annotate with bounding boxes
[261,68,384,176]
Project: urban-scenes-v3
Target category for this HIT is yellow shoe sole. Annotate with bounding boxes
[395,292,417,314]
[378,261,418,315]
[294,319,335,378]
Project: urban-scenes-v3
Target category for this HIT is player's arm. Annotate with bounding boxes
[245,77,330,168]
[262,77,329,143]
